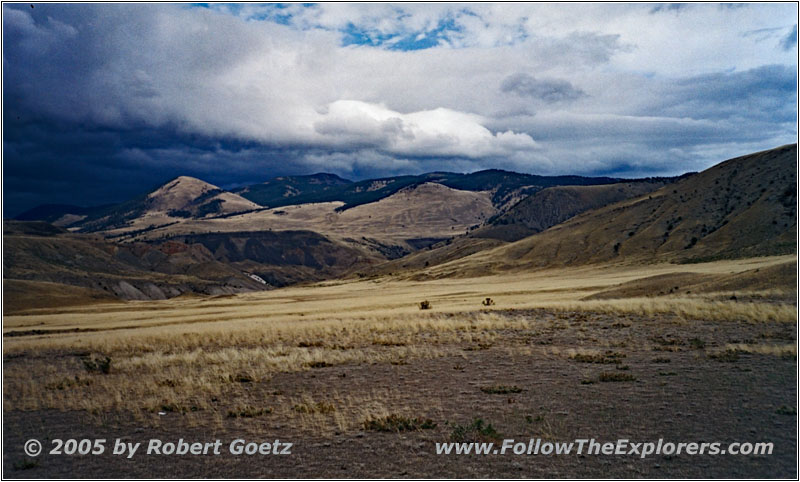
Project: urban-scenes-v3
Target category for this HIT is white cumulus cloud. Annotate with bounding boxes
[313,100,538,158]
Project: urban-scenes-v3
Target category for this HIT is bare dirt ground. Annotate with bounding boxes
[4,307,796,478]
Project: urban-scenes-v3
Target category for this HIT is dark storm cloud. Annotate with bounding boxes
[500,73,586,103]
[2,3,797,217]
[2,115,305,217]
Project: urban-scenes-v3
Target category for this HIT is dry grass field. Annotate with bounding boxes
[3,255,797,477]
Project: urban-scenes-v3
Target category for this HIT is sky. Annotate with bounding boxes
[3,2,797,216]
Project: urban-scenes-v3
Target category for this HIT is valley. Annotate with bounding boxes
[3,144,797,478]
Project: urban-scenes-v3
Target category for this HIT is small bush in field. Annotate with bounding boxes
[82,355,111,374]
[598,372,636,382]
[364,414,437,432]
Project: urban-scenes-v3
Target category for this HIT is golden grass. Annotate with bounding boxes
[4,255,795,433]
[4,311,525,355]
[539,297,797,323]
[3,311,523,415]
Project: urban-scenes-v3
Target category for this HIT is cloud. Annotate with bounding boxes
[313,100,538,158]
[500,73,586,103]
[648,65,797,123]
[2,3,797,216]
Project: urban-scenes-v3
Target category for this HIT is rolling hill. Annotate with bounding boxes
[470,180,670,242]
[3,219,383,313]
[368,179,672,274]
[234,169,627,211]
[2,221,268,313]
[8,145,793,310]
[422,144,797,278]
[74,176,261,233]
[17,176,263,235]
[82,182,498,253]
[19,169,634,243]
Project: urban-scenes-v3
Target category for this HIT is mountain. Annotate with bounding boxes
[237,174,433,211]
[366,180,668,275]
[145,176,259,217]
[235,169,629,212]
[430,169,625,210]
[6,145,794,311]
[423,144,797,278]
[18,170,639,236]
[233,173,353,207]
[69,176,260,233]
[4,215,383,313]
[471,180,670,242]
[102,182,498,253]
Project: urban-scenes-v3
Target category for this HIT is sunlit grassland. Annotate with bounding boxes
[5,254,794,332]
[3,255,795,429]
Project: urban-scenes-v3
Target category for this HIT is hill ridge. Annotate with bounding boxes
[418,143,797,278]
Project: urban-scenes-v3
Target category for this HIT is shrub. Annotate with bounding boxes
[598,372,636,382]
[298,341,324,348]
[82,355,111,374]
[482,297,495,306]
[419,300,431,310]
[463,342,493,351]
[227,406,273,418]
[364,414,437,432]
[157,402,200,414]
[231,373,254,383]
[46,376,92,390]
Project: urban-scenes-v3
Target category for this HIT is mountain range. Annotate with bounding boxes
[6,144,796,313]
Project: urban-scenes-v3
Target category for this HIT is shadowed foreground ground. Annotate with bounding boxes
[4,309,796,478]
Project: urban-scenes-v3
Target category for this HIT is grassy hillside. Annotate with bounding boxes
[101,183,497,254]
[366,180,672,275]
[425,144,797,277]
[170,230,382,287]
[3,221,269,312]
[472,180,669,242]
[3,218,385,311]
